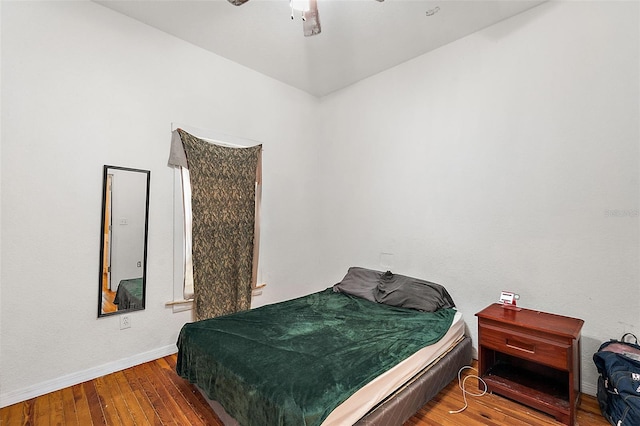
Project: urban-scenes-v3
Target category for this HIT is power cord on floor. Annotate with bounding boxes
[448,365,488,414]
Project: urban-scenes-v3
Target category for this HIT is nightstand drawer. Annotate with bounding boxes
[480,324,570,370]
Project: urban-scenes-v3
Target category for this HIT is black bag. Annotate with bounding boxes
[593,333,640,425]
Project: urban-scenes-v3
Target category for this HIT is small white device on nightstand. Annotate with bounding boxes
[499,291,521,310]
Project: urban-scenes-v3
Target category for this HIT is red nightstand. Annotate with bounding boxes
[476,304,584,425]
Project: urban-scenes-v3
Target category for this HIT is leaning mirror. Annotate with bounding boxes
[98,165,150,317]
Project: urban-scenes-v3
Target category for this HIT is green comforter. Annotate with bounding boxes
[176,288,455,426]
[114,277,143,309]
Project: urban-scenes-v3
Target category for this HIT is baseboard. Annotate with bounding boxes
[582,382,597,397]
[0,344,177,408]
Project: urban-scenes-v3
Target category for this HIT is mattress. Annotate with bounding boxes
[202,311,465,426]
[322,311,464,425]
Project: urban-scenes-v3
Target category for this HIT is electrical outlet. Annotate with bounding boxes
[120,315,131,330]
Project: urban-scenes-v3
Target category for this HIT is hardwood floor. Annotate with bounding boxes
[408,368,609,426]
[101,287,118,314]
[0,357,610,426]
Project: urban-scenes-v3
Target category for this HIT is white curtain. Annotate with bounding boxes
[169,129,195,299]
[180,167,195,299]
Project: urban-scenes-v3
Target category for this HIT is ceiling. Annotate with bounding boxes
[96,0,544,97]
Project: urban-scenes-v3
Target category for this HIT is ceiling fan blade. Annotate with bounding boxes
[227,0,250,5]
[302,0,321,36]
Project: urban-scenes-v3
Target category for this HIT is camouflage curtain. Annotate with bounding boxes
[177,129,262,321]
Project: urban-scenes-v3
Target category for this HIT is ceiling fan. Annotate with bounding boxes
[227,0,384,37]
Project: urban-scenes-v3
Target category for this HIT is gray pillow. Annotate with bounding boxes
[332,267,382,302]
[374,271,455,312]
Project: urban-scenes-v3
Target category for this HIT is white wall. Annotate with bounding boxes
[0,0,321,405]
[315,1,639,395]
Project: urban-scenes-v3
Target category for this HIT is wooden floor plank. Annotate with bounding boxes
[0,356,610,426]
[0,400,23,426]
[150,358,208,426]
[93,376,122,426]
[47,391,64,425]
[34,394,50,426]
[112,370,150,426]
[22,399,36,426]
[142,360,202,425]
[101,373,134,425]
[163,354,177,370]
[82,380,107,426]
[156,356,224,425]
[120,367,162,426]
[137,362,190,425]
[59,387,78,426]
[126,363,177,425]
[70,384,93,426]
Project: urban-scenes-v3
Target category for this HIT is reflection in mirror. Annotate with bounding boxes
[98,165,150,317]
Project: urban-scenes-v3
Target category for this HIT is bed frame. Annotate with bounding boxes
[356,335,472,425]
[201,335,472,426]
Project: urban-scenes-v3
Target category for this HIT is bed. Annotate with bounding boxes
[113,277,143,310]
[176,267,472,425]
